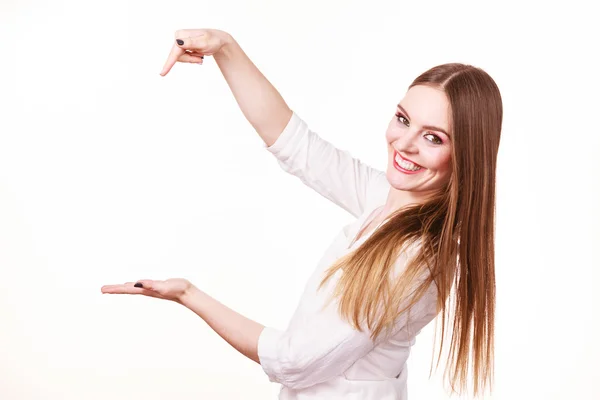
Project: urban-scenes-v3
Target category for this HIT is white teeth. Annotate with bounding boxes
[395,153,422,171]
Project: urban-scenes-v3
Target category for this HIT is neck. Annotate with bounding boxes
[381,188,438,218]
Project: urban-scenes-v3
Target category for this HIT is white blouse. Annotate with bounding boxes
[258,111,439,399]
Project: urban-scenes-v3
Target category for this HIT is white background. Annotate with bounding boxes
[0,0,598,399]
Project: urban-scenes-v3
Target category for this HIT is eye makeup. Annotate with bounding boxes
[395,111,444,145]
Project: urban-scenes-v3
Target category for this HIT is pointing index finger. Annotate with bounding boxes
[160,43,185,76]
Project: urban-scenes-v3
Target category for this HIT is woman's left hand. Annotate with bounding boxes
[101,278,192,303]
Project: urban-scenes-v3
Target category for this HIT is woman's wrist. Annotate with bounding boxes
[218,30,235,48]
[213,33,237,62]
[176,281,202,305]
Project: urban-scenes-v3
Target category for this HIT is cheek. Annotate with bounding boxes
[428,149,452,173]
[385,118,405,139]
[385,125,395,144]
[385,131,395,156]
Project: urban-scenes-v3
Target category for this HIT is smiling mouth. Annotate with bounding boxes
[394,151,424,173]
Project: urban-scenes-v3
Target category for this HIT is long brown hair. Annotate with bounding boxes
[318,63,502,397]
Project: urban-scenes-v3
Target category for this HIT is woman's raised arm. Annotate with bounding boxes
[160,29,385,217]
[161,29,292,147]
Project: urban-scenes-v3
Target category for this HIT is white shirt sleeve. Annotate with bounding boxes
[264,111,384,218]
[256,270,381,390]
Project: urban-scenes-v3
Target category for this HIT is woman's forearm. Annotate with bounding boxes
[178,284,265,364]
[213,33,293,147]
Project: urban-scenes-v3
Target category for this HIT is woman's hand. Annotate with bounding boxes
[101,276,265,364]
[160,29,233,76]
[101,278,193,303]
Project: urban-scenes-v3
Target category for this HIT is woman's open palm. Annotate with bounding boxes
[101,278,192,303]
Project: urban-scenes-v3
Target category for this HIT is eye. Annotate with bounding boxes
[424,132,443,145]
[395,112,409,126]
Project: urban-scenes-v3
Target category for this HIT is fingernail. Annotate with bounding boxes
[134,282,144,288]
[176,39,184,45]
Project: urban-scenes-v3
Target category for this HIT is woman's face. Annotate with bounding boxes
[385,85,453,198]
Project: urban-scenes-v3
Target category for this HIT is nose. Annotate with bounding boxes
[394,128,419,154]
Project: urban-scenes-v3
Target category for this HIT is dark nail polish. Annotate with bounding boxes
[134,282,144,288]
[176,39,184,45]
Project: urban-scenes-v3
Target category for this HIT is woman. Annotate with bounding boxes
[101,28,502,399]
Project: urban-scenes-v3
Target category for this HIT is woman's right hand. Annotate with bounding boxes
[158,27,291,146]
[160,29,233,76]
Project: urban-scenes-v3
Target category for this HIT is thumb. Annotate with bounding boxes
[175,35,208,52]
[134,279,162,291]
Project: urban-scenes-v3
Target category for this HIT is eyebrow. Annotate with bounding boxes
[397,104,451,138]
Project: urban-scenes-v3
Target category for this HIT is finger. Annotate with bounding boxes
[178,53,204,63]
[101,282,165,299]
[134,279,161,290]
[101,284,143,294]
[175,29,206,39]
[184,50,205,58]
[160,43,185,76]
[175,35,208,52]
[135,279,170,295]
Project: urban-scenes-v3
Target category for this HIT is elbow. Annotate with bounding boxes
[284,379,316,391]
[258,327,345,390]
[277,357,325,390]
[261,350,328,390]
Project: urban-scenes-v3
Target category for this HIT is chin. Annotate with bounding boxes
[385,166,449,195]
[385,168,418,191]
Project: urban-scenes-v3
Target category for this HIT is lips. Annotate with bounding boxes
[393,150,423,168]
